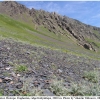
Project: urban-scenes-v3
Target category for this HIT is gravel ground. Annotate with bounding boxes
[0,39,100,96]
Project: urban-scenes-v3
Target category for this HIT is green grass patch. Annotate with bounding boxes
[15,65,28,72]
[0,90,3,96]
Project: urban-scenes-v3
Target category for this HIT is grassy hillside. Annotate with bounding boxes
[0,14,100,60]
[0,14,77,49]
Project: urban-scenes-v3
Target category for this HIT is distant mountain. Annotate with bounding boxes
[0,1,100,51]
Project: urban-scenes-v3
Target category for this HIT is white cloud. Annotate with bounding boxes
[45,2,61,13]
[92,14,100,18]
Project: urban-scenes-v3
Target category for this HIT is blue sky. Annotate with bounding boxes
[18,1,100,27]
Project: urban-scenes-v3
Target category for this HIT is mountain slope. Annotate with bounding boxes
[0,1,100,52]
[0,1,100,96]
[0,14,78,49]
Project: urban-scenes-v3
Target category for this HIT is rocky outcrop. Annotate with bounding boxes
[0,1,29,15]
[83,43,93,51]
[29,7,100,51]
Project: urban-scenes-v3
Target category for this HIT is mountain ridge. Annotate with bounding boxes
[0,1,100,51]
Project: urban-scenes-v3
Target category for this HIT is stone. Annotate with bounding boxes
[5,67,11,70]
[57,69,63,74]
[33,81,40,87]
[5,77,12,80]
[7,47,10,50]
[16,83,23,89]
[0,78,3,83]
[17,74,21,77]
[83,43,92,50]
[11,72,16,77]
[43,89,55,96]
[10,81,14,84]
[26,51,30,54]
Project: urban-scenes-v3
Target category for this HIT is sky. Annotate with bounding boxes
[17,1,100,27]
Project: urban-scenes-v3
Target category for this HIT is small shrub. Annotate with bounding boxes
[50,73,100,96]
[67,83,84,96]
[28,88,43,96]
[9,76,43,96]
[20,77,43,96]
[78,80,100,96]
[86,83,100,96]
[50,78,68,96]
[83,70,99,83]
[66,80,100,96]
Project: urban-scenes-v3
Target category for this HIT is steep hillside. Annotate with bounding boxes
[0,14,84,55]
[0,1,100,96]
[0,1,100,52]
